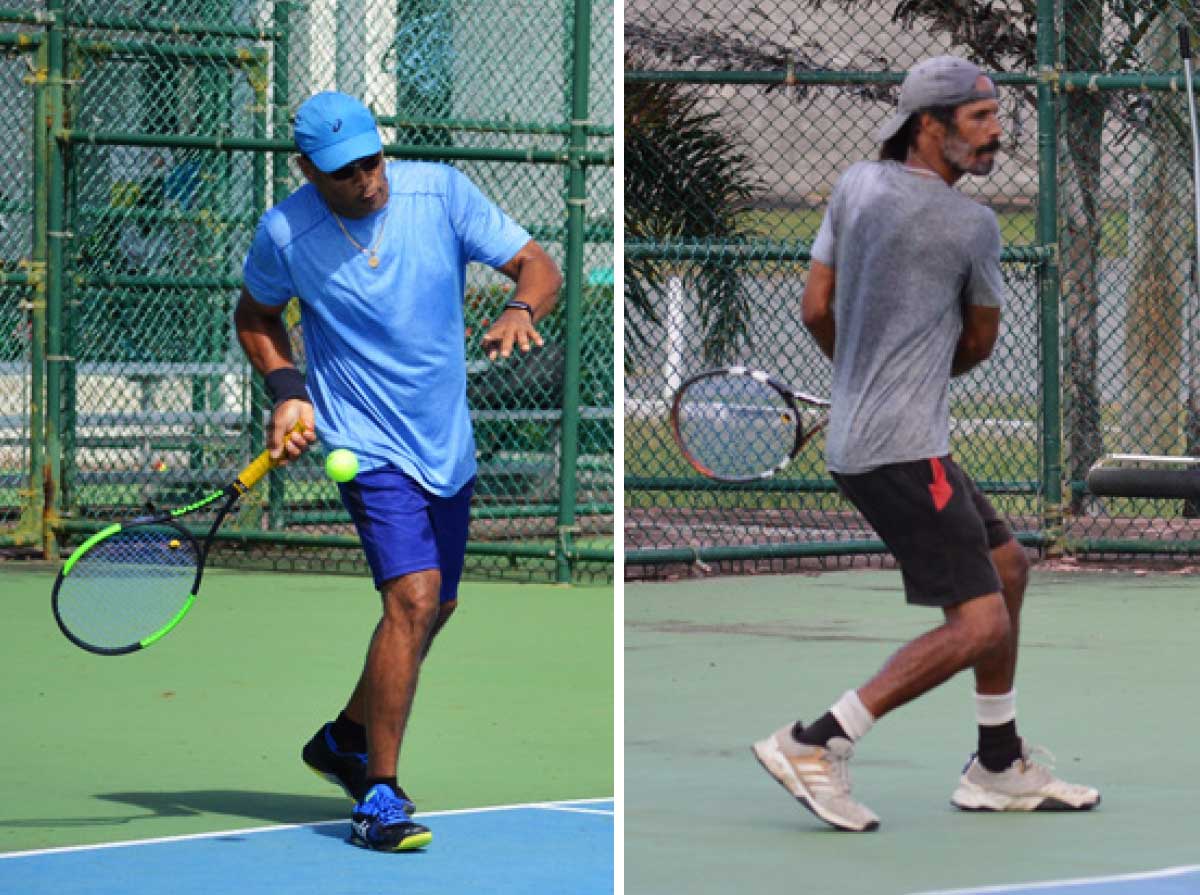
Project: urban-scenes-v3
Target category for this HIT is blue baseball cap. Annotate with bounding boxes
[293,92,383,173]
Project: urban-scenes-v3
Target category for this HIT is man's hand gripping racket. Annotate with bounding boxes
[670,366,830,482]
[51,421,306,655]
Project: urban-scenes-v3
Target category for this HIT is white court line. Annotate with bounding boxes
[0,796,614,861]
[537,804,613,816]
[909,864,1200,895]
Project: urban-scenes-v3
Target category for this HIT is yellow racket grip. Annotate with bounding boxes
[236,420,307,492]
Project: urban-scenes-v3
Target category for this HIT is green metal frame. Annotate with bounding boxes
[554,0,594,581]
[44,0,66,558]
[0,30,46,550]
[625,0,1200,567]
[1036,0,1063,556]
[624,532,1049,567]
[0,0,614,578]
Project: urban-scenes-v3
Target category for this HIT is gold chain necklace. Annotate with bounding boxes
[332,208,389,268]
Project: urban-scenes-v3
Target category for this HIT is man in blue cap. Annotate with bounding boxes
[233,91,562,851]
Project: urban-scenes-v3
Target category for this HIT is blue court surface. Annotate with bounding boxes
[909,866,1200,895]
[0,798,613,895]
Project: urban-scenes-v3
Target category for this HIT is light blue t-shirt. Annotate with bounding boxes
[242,161,532,495]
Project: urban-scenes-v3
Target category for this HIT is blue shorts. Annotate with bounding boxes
[338,467,474,601]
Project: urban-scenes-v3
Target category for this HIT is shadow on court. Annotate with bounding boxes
[626,567,1200,895]
[0,792,342,832]
[95,791,346,824]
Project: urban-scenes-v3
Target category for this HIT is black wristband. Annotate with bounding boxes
[264,366,310,406]
[503,299,535,320]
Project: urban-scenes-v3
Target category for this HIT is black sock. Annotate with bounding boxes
[795,712,849,747]
[977,720,1021,772]
[330,710,367,754]
[365,776,399,793]
[365,776,412,803]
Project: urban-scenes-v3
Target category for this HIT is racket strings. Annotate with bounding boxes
[677,377,800,479]
[55,525,199,651]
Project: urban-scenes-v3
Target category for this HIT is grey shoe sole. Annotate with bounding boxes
[951,781,1102,812]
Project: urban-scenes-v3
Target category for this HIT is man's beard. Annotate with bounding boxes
[944,131,999,176]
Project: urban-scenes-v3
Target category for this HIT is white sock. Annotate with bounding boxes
[975,689,1016,726]
[830,689,876,741]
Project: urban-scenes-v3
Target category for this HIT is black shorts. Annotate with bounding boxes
[831,456,1013,608]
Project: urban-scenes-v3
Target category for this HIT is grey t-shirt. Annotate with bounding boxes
[811,160,1004,474]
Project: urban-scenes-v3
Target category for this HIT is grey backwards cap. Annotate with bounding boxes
[876,56,997,142]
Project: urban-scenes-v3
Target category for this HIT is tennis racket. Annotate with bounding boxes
[51,422,303,656]
[670,366,830,482]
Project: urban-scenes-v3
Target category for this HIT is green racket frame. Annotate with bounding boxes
[51,433,291,656]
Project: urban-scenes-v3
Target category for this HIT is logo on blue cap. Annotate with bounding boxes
[294,92,382,173]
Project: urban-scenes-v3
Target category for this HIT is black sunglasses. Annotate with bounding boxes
[327,152,384,181]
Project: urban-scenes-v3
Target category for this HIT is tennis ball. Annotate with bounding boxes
[325,448,359,483]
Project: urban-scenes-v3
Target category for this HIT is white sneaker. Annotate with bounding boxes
[951,743,1101,812]
[751,725,880,832]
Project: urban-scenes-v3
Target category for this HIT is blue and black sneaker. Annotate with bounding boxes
[301,723,369,802]
[350,784,432,852]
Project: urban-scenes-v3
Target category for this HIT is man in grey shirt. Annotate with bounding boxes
[751,56,1100,832]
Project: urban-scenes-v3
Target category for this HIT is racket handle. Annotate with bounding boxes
[1181,25,1192,61]
[237,420,306,492]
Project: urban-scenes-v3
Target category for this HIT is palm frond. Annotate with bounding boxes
[625,55,761,366]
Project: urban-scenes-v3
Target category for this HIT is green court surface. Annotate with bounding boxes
[0,566,613,855]
[625,568,1200,895]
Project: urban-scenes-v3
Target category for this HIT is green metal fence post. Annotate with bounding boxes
[554,0,593,583]
[258,2,292,531]
[42,0,66,558]
[1037,0,1063,556]
[18,37,49,550]
[272,2,291,206]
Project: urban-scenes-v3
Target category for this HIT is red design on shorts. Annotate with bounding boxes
[928,457,954,511]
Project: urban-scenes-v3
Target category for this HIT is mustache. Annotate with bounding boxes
[980,142,1002,154]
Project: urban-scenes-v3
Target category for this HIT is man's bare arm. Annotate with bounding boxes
[481,240,563,360]
[233,287,316,461]
[951,304,1000,377]
[801,261,837,360]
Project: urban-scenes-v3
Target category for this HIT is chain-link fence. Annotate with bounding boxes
[1,0,613,584]
[625,0,1200,576]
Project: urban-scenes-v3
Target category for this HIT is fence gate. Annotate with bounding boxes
[625,0,1200,575]
[1,0,614,585]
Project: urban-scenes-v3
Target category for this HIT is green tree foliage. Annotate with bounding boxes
[624,55,758,367]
